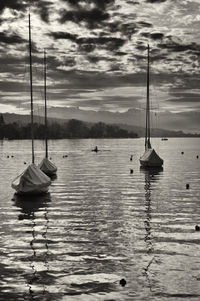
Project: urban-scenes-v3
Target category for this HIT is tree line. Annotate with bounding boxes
[0,117,138,139]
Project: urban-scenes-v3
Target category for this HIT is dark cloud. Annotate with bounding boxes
[168,92,200,103]
[0,32,26,45]
[50,32,125,53]
[79,43,96,53]
[141,32,164,40]
[37,1,53,23]
[60,0,115,28]
[121,23,138,39]
[146,0,167,3]
[50,31,78,42]
[168,97,200,103]
[0,0,26,13]
[136,43,147,51]
[60,8,110,28]
[115,51,127,56]
[138,21,153,28]
[151,33,164,40]
[62,0,115,10]
[158,37,200,54]
[126,1,139,4]
[87,55,115,64]
[0,81,28,92]
[77,36,125,52]
[107,20,138,39]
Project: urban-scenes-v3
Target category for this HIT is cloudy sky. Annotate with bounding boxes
[0,0,200,132]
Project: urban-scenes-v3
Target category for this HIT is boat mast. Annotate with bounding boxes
[44,50,48,158]
[29,14,34,163]
[145,44,151,150]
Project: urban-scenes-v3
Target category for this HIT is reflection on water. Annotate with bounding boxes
[10,193,56,300]
[141,167,163,295]
[141,167,163,254]
[0,138,200,300]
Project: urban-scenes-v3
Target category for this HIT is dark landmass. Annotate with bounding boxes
[0,113,200,138]
[112,123,200,138]
[0,115,138,139]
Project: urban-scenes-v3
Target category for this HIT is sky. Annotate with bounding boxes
[0,0,200,132]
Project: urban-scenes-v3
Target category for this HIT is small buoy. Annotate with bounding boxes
[130,155,133,161]
[186,183,190,189]
[18,215,24,221]
[195,225,200,231]
[120,278,126,287]
[181,151,184,155]
[7,155,9,158]
[130,169,133,174]
[197,155,199,159]
[11,155,14,158]
[24,162,27,164]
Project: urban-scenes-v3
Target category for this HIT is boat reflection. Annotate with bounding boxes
[12,193,53,299]
[140,167,163,291]
[140,167,163,254]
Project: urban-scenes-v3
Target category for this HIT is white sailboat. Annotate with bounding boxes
[11,15,51,195]
[39,51,57,177]
[140,44,163,168]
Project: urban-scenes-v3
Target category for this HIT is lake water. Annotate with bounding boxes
[0,138,200,301]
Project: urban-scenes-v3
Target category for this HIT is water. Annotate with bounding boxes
[0,138,200,301]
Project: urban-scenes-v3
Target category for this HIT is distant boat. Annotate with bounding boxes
[11,15,51,195]
[92,146,99,152]
[140,45,163,168]
[38,51,57,177]
[161,138,168,141]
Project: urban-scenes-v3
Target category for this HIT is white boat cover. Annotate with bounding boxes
[140,148,163,167]
[12,163,51,194]
[38,158,57,176]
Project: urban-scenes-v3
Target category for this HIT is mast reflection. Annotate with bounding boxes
[140,167,163,289]
[12,193,51,300]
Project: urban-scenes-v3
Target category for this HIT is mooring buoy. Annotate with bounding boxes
[120,278,126,287]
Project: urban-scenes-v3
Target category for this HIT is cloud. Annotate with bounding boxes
[0,32,26,44]
[37,0,53,23]
[146,0,168,3]
[141,32,164,40]
[0,0,26,14]
[60,8,110,28]
[157,37,200,54]
[50,31,126,53]
[62,0,115,10]
[77,36,126,52]
[138,21,153,28]
[50,31,78,42]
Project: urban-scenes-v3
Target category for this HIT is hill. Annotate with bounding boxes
[1,113,199,138]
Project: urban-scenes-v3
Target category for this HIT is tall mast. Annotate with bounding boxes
[29,14,34,163]
[145,44,151,150]
[44,50,48,158]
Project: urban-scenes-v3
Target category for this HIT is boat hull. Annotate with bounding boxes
[12,184,49,195]
[140,148,163,168]
[12,163,51,195]
[139,159,163,168]
[39,158,57,177]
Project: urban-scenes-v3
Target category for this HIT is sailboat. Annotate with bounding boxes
[140,44,163,168]
[38,51,57,177]
[11,15,51,195]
